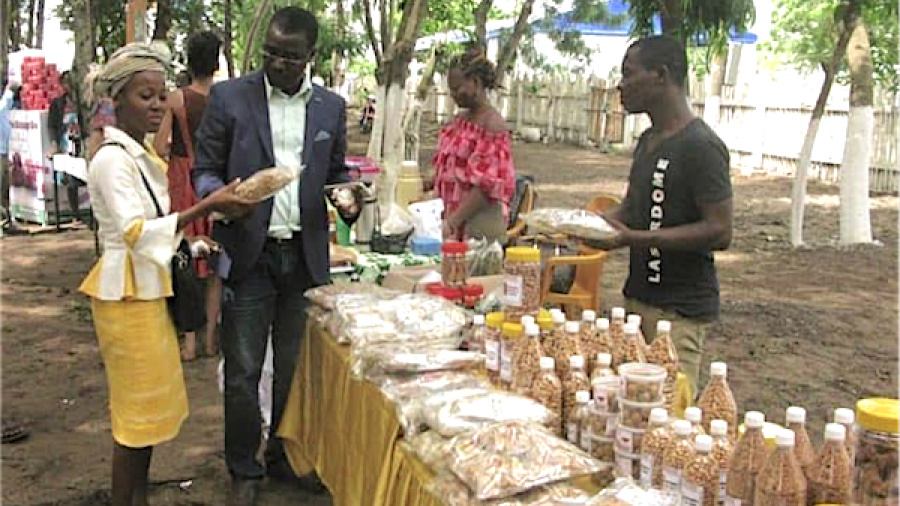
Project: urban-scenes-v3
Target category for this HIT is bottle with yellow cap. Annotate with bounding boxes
[853,397,899,505]
[499,322,522,391]
[484,312,505,386]
[502,246,541,320]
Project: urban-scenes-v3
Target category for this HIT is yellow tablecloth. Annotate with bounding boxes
[278,319,693,506]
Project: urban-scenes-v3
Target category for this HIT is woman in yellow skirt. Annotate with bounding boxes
[79,43,255,506]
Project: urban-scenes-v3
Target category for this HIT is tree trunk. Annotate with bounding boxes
[10,0,21,50]
[152,0,171,40]
[72,0,94,155]
[34,0,44,48]
[403,46,441,164]
[361,0,382,78]
[790,1,858,246]
[839,15,874,244]
[222,0,235,77]
[330,0,346,93]
[495,0,535,87]
[241,0,271,74]
[473,0,492,51]
[366,0,428,204]
[25,0,34,47]
[659,0,685,44]
[703,49,728,128]
[1,0,9,81]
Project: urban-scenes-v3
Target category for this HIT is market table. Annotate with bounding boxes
[277,318,693,506]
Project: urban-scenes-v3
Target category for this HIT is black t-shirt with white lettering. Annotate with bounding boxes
[621,118,732,319]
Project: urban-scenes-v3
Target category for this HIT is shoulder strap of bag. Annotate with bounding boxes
[173,91,195,162]
[101,140,164,219]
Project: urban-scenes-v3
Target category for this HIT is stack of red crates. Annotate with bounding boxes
[20,56,63,110]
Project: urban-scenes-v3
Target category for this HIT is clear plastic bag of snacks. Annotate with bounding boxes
[447,421,607,500]
[426,391,557,438]
[428,473,592,506]
[382,372,491,435]
[401,387,494,437]
[586,478,680,505]
[404,431,456,472]
[304,283,399,310]
[233,166,297,202]
[341,294,468,346]
[522,208,619,241]
[354,349,484,380]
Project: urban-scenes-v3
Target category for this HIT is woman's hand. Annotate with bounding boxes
[188,236,220,258]
[442,216,461,240]
[204,179,257,220]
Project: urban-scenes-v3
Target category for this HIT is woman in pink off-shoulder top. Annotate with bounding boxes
[433,48,516,243]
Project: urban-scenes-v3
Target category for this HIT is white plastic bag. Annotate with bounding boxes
[379,203,417,236]
[217,335,274,435]
[408,198,444,241]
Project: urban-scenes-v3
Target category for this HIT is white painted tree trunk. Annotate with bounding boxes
[790,116,821,246]
[839,105,874,244]
[367,82,406,205]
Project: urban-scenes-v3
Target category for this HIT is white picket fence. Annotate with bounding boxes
[412,73,899,193]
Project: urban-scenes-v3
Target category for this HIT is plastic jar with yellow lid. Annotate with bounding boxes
[499,322,522,390]
[853,398,899,505]
[484,312,505,386]
[503,247,541,320]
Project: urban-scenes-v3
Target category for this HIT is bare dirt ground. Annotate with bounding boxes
[2,117,897,505]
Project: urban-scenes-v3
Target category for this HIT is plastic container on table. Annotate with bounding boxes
[591,353,619,413]
[441,241,469,287]
[725,411,770,506]
[468,314,487,354]
[531,357,563,436]
[502,247,541,320]
[619,362,666,403]
[499,322,522,391]
[619,397,665,430]
[853,398,899,505]
[639,407,672,489]
[484,312,505,386]
[461,284,484,308]
[681,434,720,506]
[807,423,852,505]
[753,429,807,506]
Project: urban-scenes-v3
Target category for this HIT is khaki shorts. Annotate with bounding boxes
[625,298,713,399]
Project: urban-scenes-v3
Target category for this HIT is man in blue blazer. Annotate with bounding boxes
[192,7,347,505]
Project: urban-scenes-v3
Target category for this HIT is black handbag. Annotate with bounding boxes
[134,160,207,333]
[370,204,413,254]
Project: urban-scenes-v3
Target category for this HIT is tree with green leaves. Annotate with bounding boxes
[765,0,897,245]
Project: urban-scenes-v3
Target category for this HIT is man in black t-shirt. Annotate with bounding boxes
[592,36,733,393]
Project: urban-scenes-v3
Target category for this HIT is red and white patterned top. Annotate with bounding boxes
[433,116,516,224]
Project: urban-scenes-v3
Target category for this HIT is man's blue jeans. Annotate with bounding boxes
[221,238,313,480]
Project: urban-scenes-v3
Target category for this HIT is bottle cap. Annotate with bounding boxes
[627,314,642,327]
[787,406,807,424]
[673,420,691,436]
[553,311,567,325]
[623,322,638,335]
[521,315,535,327]
[576,390,590,403]
[525,323,541,336]
[685,407,702,423]
[569,355,585,369]
[824,423,847,442]
[657,320,671,333]
[745,411,765,429]
[834,408,855,425]
[582,310,596,322]
[596,353,612,367]
[776,429,795,447]
[695,434,713,452]
[540,357,555,370]
[473,314,485,325]
[596,317,610,330]
[565,321,580,334]
[710,362,727,377]
[611,307,625,319]
[649,408,668,425]
[710,419,728,437]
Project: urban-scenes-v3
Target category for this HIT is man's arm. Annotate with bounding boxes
[612,198,732,251]
[192,85,231,198]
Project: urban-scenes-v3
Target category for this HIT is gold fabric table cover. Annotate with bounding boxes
[278,319,693,506]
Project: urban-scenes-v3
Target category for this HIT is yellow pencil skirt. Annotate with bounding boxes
[91,298,189,448]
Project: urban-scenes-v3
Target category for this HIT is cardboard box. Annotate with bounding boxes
[381,264,505,295]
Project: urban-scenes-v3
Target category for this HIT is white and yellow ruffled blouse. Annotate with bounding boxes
[79,126,182,301]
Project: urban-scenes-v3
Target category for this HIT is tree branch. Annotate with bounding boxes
[496,0,535,85]
[362,0,382,65]
[474,0,492,51]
